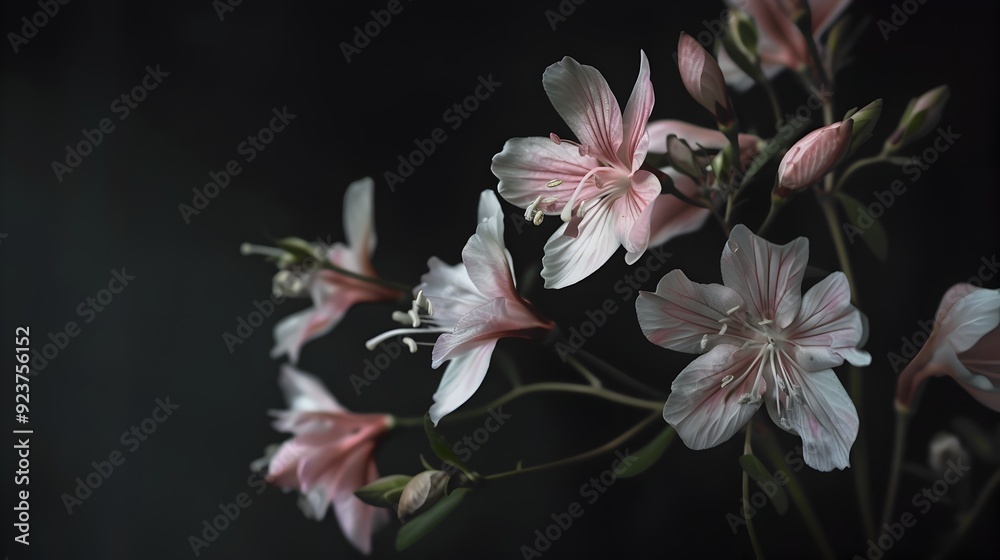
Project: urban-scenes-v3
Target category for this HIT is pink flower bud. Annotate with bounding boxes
[775,120,853,196]
[677,32,732,124]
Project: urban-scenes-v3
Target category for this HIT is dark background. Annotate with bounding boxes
[2,0,999,558]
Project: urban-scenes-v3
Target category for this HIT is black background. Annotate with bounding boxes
[2,0,999,558]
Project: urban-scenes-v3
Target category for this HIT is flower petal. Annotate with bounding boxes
[646,170,711,248]
[935,285,1000,354]
[637,269,751,354]
[431,298,539,367]
[418,257,487,326]
[330,443,386,555]
[767,368,858,471]
[343,177,377,258]
[663,344,767,450]
[956,327,1000,411]
[615,170,661,261]
[788,272,871,368]
[271,298,352,363]
[463,191,518,301]
[543,56,624,164]
[721,224,808,328]
[541,199,621,289]
[619,50,654,167]
[429,339,499,425]
[279,364,346,414]
[492,137,604,214]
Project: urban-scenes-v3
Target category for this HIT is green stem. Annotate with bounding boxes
[930,468,1000,560]
[743,426,765,560]
[819,196,857,299]
[391,382,662,428]
[879,407,912,533]
[833,155,889,192]
[569,346,667,399]
[321,262,412,294]
[483,411,660,481]
[755,423,836,560]
[565,353,602,387]
[760,78,784,132]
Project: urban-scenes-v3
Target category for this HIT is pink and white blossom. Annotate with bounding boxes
[268,178,401,363]
[259,365,391,555]
[491,51,661,289]
[366,191,554,424]
[895,284,1000,411]
[776,119,853,196]
[636,224,870,471]
[718,0,852,91]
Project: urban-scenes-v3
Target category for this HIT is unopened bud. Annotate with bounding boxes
[397,470,450,523]
[884,85,950,153]
[775,120,853,196]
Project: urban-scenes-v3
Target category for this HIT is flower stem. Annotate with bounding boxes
[930,467,1000,560]
[743,426,765,560]
[755,423,837,560]
[879,407,912,534]
[320,262,412,294]
[565,353,602,387]
[482,411,660,481]
[567,346,667,399]
[391,382,663,428]
[819,195,857,299]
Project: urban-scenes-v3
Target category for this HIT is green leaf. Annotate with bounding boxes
[617,427,676,478]
[739,454,790,515]
[354,475,412,507]
[395,488,469,551]
[423,414,474,477]
[836,192,889,262]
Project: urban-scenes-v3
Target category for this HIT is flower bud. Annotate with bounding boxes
[677,32,733,125]
[665,135,708,180]
[775,120,853,197]
[928,432,969,474]
[396,470,450,523]
[844,99,882,156]
[354,474,412,508]
[884,85,950,153]
[725,9,759,66]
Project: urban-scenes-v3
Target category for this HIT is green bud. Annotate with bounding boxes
[884,85,950,153]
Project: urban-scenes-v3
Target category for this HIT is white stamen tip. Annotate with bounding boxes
[758,319,774,326]
[699,334,709,352]
[240,243,253,255]
[549,133,562,144]
[541,196,558,204]
[779,417,792,430]
[721,374,735,388]
[533,212,544,226]
[425,299,433,316]
[737,393,753,405]
[407,309,421,328]
[726,306,741,316]
[402,337,418,353]
[546,179,563,188]
[392,311,411,325]
[718,323,729,336]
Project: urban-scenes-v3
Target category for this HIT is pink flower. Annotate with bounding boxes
[270,178,401,363]
[645,119,763,171]
[678,32,732,124]
[366,191,554,424]
[636,224,871,470]
[895,284,1000,411]
[491,51,661,289]
[776,120,853,196]
[718,0,852,91]
[260,365,391,555]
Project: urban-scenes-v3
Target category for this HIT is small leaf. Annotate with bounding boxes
[739,454,790,515]
[836,192,889,262]
[396,488,469,551]
[423,414,474,477]
[354,475,412,507]
[617,427,676,478]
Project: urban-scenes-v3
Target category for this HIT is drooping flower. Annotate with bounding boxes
[636,224,871,471]
[257,365,391,555]
[775,119,853,196]
[718,0,852,91]
[895,284,1000,412]
[491,51,661,289]
[256,177,401,363]
[365,191,554,424]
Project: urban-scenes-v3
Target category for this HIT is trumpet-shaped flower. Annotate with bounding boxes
[266,178,401,363]
[491,51,661,289]
[636,224,871,470]
[895,284,1000,411]
[258,365,391,555]
[366,191,553,424]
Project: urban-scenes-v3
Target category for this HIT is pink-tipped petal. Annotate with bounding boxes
[463,191,518,301]
[615,170,661,259]
[620,50,655,167]
[543,56,624,164]
[279,364,345,413]
[663,344,767,450]
[720,224,809,328]
[492,137,604,214]
[541,200,621,289]
[429,339,499,425]
[647,171,711,247]
[788,272,871,368]
[637,270,751,353]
